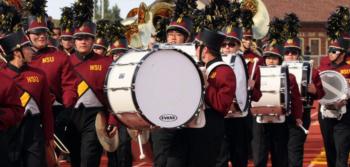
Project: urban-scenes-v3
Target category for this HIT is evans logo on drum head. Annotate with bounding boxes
[118,73,125,79]
[159,114,178,122]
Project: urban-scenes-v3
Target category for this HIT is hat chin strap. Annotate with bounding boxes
[331,52,344,64]
[198,45,205,67]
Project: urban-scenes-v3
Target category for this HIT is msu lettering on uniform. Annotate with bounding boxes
[90,64,102,71]
[26,76,40,83]
[41,56,55,63]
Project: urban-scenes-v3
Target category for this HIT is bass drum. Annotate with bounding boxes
[105,49,204,129]
[222,54,249,117]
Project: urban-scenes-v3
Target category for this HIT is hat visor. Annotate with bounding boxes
[27,27,49,34]
[73,32,96,39]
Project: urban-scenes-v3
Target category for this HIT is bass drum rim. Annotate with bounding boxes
[131,49,205,128]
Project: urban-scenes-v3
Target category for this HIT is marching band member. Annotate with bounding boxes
[65,0,118,166]
[24,1,78,150]
[93,20,111,56]
[318,8,350,167]
[59,7,76,56]
[108,37,129,61]
[282,13,325,167]
[0,30,55,167]
[216,2,262,165]
[150,2,195,166]
[241,9,264,65]
[0,73,24,167]
[251,18,303,167]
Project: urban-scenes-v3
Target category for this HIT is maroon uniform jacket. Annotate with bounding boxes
[310,68,325,100]
[70,52,118,125]
[0,73,24,131]
[319,61,350,79]
[205,59,236,116]
[29,47,78,108]
[243,50,264,66]
[289,74,303,120]
[0,64,54,140]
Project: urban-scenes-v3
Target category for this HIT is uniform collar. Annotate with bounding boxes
[33,46,50,56]
[76,51,94,61]
[330,60,347,69]
[7,63,27,73]
[206,57,223,69]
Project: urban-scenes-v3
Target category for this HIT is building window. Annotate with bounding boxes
[309,38,321,55]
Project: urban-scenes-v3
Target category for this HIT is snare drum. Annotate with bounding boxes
[251,65,291,121]
[283,61,312,105]
[105,49,204,129]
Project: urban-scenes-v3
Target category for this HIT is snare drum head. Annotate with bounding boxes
[319,70,348,104]
[134,49,203,128]
[231,55,249,111]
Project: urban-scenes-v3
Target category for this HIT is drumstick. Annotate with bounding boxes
[298,124,309,134]
[309,60,314,84]
[137,132,146,160]
[248,58,259,90]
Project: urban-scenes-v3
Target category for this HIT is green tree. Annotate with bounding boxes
[94,0,121,21]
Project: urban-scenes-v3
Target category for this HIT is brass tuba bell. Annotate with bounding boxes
[122,1,174,49]
[241,0,270,39]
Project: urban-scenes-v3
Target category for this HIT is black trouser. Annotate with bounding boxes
[151,127,180,167]
[9,114,46,167]
[318,110,350,167]
[52,105,70,156]
[216,115,252,167]
[65,107,103,167]
[0,130,13,167]
[165,109,225,167]
[287,108,311,167]
[251,117,289,167]
[107,124,132,167]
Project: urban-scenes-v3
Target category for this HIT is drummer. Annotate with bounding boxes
[216,20,262,167]
[150,12,194,167]
[318,9,350,167]
[282,13,325,167]
[251,18,303,167]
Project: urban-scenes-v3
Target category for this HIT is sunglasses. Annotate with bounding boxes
[221,42,236,47]
[285,50,298,55]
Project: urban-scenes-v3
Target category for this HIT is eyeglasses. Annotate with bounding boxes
[221,42,236,48]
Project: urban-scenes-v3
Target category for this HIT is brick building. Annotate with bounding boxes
[263,0,350,56]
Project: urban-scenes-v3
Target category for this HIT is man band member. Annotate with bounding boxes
[282,13,325,167]
[241,9,264,65]
[0,72,24,167]
[318,8,350,167]
[59,7,75,56]
[65,0,118,166]
[0,30,54,167]
[24,0,78,144]
[169,27,235,167]
[108,37,129,61]
[93,20,110,56]
[251,18,303,167]
[216,13,262,166]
